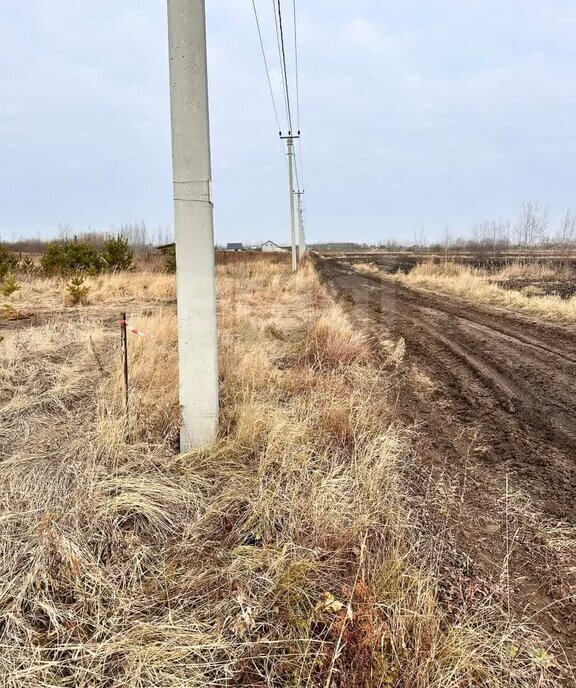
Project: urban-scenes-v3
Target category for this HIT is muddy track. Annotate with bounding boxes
[317,257,576,663]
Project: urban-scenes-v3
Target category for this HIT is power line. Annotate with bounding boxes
[292,0,301,133]
[251,0,282,134]
[296,139,305,189]
[291,0,305,189]
[294,148,301,190]
[253,0,307,236]
[275,0,294,133]
[271,1,290,130]
[293,139,303,193]
[251,1,288,170]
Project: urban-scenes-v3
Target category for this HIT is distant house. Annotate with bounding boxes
[226,243,244,252]
[261,240,287,253]
[156,243,175,254]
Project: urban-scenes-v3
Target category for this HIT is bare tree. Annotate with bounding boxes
[476,221,493,257]
[116,222,150,253]
[468,218,511,257]
[556,208,576,260]
[489,219,512,256]
[442,226,453,256]
[57,224,74,241]
[154,226,174,247]
[497,218,512,250]
[515,200,549,249]
[413,226,427,253]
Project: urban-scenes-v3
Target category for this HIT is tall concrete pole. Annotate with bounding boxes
[296,190,306,261]
[167,0,219,450]
[286,137,298,272]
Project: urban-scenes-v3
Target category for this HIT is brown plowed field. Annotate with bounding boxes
[317,256,576,662]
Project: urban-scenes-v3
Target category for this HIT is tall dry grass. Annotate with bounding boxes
[395,261,576,323]
[7,271,176,312]
[497,262,572,281]
[0,257,563,686]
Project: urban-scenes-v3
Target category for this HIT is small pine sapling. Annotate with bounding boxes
[66,275,90,306]
[0,273,21,297]
[102,235,134,271]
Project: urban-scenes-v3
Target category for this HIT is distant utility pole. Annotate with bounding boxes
[167,0,219,450]
[295,190,306,262]
[280,132,300,272]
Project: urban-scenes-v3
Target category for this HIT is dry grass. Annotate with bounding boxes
[497,262,573,281]
[0,257,563,686]
[354,263,382,277]
[394,261,576,323]
[8,271,176,312]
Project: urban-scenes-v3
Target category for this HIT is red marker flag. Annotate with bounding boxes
[118,320,152,337]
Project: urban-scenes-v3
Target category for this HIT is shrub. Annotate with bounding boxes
[66,275,90,306]
[41,241,102,275]
[301,306,373,369]
[0,243,17,278]
[102,235,133,271]
[19,256,36,274]
[0,243,16,263]
[0,273,21,297]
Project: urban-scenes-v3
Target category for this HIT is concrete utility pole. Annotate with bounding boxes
[295,190,306,262]
[281,133,299,272]
[167,0,219,450]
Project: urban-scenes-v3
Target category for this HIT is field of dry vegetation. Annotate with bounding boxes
[391,261,576,323]
[0,255,565,686]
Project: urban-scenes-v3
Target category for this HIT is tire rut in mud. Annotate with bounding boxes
[316,257,576,660]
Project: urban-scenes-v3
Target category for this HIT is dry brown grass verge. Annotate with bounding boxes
[8,271,176,312]
[388,261,576,323]
[0,258,564,686]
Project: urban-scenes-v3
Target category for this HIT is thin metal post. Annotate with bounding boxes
[120,312,129,416]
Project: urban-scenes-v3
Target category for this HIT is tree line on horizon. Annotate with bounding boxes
[2,201,576,257]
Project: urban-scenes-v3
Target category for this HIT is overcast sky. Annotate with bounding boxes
[1,0,575,244]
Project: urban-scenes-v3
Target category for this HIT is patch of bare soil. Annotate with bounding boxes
[316,256,576,666]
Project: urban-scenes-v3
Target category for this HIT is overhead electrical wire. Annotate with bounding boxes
[251,0,288,169]
[292,0,301,134]
[291,0,305,190]
[277,0,303,190]
[251,0,282,134]
[251,0,306,188]
[275,0,294,133]
[294,152,301,192]
[271,1,290,132]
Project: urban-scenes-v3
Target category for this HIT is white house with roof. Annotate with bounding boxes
[260,240,287,253]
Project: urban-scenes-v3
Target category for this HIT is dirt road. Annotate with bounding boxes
[317,257,576,660]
